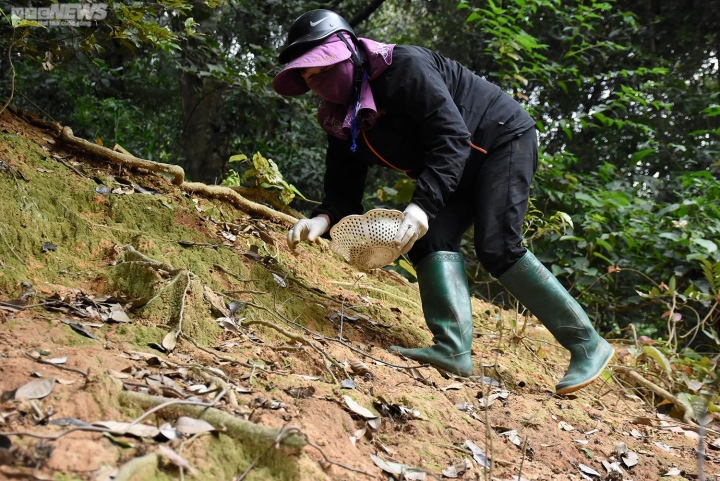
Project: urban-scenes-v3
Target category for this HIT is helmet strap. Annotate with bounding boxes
[336,33,366,101]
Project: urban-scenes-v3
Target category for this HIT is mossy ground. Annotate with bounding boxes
[0,109,714,481]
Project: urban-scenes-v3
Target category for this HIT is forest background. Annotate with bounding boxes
[1,0,719,360]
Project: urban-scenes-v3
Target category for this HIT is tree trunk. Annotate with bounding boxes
[180,73,229,185]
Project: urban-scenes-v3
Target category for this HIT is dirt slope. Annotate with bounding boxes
[0,107,717,481]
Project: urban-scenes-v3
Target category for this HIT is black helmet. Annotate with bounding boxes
[278,9,358,64]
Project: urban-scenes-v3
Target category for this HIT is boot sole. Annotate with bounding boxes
[555,347,614,395]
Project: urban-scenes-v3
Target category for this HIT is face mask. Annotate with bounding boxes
[306,59,355,105]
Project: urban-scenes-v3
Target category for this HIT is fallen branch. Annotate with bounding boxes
[0,426,111,440]
[118,390,306,452]
[615,366,695,426]
[25,352,88,377]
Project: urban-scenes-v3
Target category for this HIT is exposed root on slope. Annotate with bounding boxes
[6,104,301,227]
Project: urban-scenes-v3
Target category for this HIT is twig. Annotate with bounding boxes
[625,323,640,350]
[0,425,111,440]
[309,343,339,384]
[339,275,364,341]
[0,37,16,117]
[243,318,307,344]
[245,301,427,371]
[306,439,376,477]
[482,362,494,481]
[0,300,62,311]
[57,201,144,234]
[615,366,695,425]
[224,289,267,295]
[175,270,192,337]
[517,435,529,481]
[54,155,88,178]
[212,264,259,283]
[195,370,238,408]
[24,353,88,377]
[243,318,342,383]
[186,338,288,376]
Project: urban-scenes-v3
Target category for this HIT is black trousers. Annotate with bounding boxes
[408,129,538,278]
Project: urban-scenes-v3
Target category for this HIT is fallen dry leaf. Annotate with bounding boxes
[349,427,366,447]
[343,395,377,419]
[464,440,490,468]
[371,454,426,480]
[441,458,470,478]
[558,421,575,431]
[14,377,55,400]
[93,421,160,438]
[175,416,215,435]
[162,330,178,352]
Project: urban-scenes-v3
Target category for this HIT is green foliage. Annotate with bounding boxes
[223,152,306,206]
[449,0,720,350]
[636,258,720,352]
[459,0,550,92]
[532,146,720,332]
[2,0,719,361]
[621,338,719,422]
[375,178,416,206]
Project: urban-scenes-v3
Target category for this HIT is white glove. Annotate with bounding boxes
[394,203,429,254]
[287,215,330,251]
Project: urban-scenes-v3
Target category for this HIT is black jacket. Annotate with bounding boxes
[312,45,535,226]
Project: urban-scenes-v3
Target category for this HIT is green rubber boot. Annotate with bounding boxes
[390,252,474,377]
[498,251,614,394]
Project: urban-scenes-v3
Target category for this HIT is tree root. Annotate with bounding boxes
[243,317,344,384]
[118,390,306,452]
[229,185,304,219]
[6,105,300,227]
[57,126,185,185]
[329,280,421,309]
[182,182,297,226]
